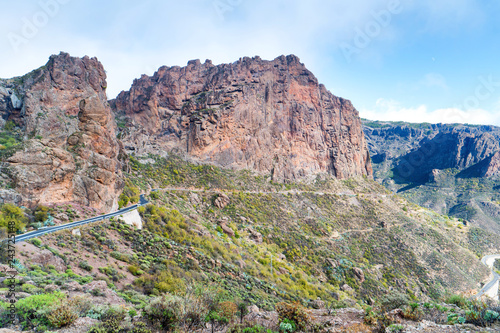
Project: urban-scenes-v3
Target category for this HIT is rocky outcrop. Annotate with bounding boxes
[0,52,122,211]
[113,55,372,181]
[396,129,500,181]
[214,193,230,209]
[363,121,500,182]
[458,151,500,178]
[31,249,66,271]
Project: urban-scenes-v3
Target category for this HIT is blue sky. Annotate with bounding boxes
[1,0,500,125]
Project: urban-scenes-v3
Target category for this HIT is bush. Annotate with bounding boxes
[387,324,404,333]
[128,265,142,276]
[143,296,179,331]
[119,183,141,208]
[380,292,409,312]
[447,313,466,325]
[445,294,470,309]
[47,303,78,328]
[34,205,50,222]
[279,318,296,332]
[218,301,237,322]
[275,302,312,331]
[21,283,41,294]
[464,302,500,327]
[0,203,27,233]
[79,261,93,272]
[101,305,127,323]
[16,292,66,330]
[32,238,42,247]
[402,303,423,321]
[111,251,130,263]
[237,301,249,324]
[227,324,275,333]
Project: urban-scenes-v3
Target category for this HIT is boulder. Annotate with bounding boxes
[247,228,263,244]
[353,267,365,283]
[31,249,66,271]
[310,298,325,309]
[214,193,230,209]
[219,223,235,237]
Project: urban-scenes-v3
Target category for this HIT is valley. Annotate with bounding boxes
[0,53,498,332]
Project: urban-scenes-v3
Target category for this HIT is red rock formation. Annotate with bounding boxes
[1,52,122,211]
[113,55,372,181]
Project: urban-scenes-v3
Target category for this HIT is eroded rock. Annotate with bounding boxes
[113,55,372,182]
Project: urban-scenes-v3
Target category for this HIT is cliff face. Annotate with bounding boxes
[363,120,500,235]
[363,122,500,182]
[0,52,122,211]
[113,55,372,181]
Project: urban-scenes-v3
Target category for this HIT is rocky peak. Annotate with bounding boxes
[113,54,372,181]
[0,52,122,211]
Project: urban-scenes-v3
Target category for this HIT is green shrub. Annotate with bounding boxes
[16,292,65,329]
[110,251,130,263]
[227,324,276,333]
[34,205,50,222]
[0,203,27,232]
[79,261,93,272]
[143,297,179,331]
[279,318,296,332]
[128,265,142,276]
[445,294,470,309]
[380,292,409,312]
[402,303,423,321]
[237,301,248,324]
[21,283,41,294]
[387,324,404,333]
[447,313,466,325]
[32,238,42,247]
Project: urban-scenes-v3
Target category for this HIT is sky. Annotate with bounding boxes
[1,0,500,125]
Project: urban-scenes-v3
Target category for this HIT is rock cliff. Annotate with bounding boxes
[363,121,500,182]
[363,120,500,235]
[113,55,372,181]
[0,52,122,211]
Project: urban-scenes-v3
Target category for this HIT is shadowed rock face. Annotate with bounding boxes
[112,55,372,181]
[363,122,500,182]
[0,52,123,211]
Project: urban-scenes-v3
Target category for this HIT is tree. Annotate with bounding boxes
[237,301,248,324]
[0,203,27,233]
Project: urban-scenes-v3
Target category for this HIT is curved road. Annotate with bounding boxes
[473,254,500,300]
[14,195,148,243]
[10,187,500,300]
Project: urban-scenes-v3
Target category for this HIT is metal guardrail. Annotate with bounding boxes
[12,195,148,243]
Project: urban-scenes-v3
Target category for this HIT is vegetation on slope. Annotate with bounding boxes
[2,154,500,332]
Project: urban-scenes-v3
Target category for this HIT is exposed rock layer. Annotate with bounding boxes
[113,55,372,181]
[0,52,122,211]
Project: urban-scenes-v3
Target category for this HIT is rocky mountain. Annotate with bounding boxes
[112,55,372,182]
[364,121,500,182]
[0,52,123,212]
[1,55,500,332]
[363,120,500,234]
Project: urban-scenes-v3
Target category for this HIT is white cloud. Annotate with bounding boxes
[0,0,488,102]
[360,98,500,125]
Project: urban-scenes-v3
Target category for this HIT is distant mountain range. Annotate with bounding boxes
[363,119,500,234]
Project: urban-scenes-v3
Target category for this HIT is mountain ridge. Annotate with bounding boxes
[112,54,372,182]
